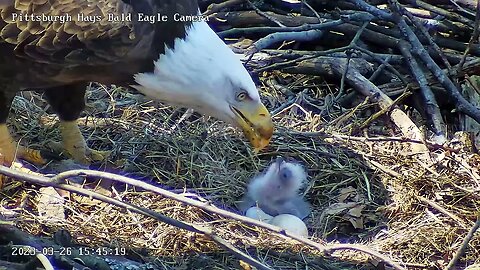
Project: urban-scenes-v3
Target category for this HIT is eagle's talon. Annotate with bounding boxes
[17,146,48,165]
[46,140,94,165]
[0,124,48,189]
[0,124,16,167]
[86,149,110,163]
[0,144,47,166]
[0,153,14,168]
[1,124,47,167]
[46,121,111,165]
[46,141,63,153]
[49,143,109,165]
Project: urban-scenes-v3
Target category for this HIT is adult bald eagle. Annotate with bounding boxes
[0,0,273,166]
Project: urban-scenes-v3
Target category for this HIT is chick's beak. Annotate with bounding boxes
[275,156,284,168]
[231,100,274,151]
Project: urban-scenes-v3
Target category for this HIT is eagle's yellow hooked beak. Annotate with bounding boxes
[231,100,273,152]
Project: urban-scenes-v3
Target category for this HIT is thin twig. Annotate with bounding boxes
[401,4,453,73]
[417,196,469,229]
[35,253,54,270]
[217,12,373,37]
[456,0,480,73]
[337,21,370,101]
[301,0,321,22]
[203,0,245,16]
[397,40,446,143]
[251,29,324,52]
[353,45,409,85]
[446,214,480,270]
[246,0,286,27]
[404,0,475,27]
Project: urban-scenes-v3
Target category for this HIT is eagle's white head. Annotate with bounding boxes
[133,20,273,150]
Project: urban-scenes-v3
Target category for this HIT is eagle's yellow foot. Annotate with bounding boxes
[0,124,48,189]
[16,145,48,165]
[0,124,47,166]
[53,121,110,165]
[0,124,16,167]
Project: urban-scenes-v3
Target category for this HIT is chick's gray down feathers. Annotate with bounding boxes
[239,157,311,219]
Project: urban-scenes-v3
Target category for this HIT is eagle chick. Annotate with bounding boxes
[240,157,311,219]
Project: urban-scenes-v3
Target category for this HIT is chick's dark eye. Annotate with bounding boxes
[279,168,292,182]
[236,92,248,101]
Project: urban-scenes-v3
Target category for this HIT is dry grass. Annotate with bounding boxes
[1,71,479,269]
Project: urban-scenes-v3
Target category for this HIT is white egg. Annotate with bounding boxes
[269,214,308,237]
[245,207,274,222]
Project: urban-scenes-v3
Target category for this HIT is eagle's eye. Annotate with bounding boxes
[236,91,248,101]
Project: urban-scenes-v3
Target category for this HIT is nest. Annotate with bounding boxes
[0,73,477,269]
[1,0,480,269]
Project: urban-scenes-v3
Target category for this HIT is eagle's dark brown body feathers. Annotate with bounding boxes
[0,0,203,167]
[0,0,196,89]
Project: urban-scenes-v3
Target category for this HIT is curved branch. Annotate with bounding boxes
[0,166,272,270]
[0,165,406,270]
